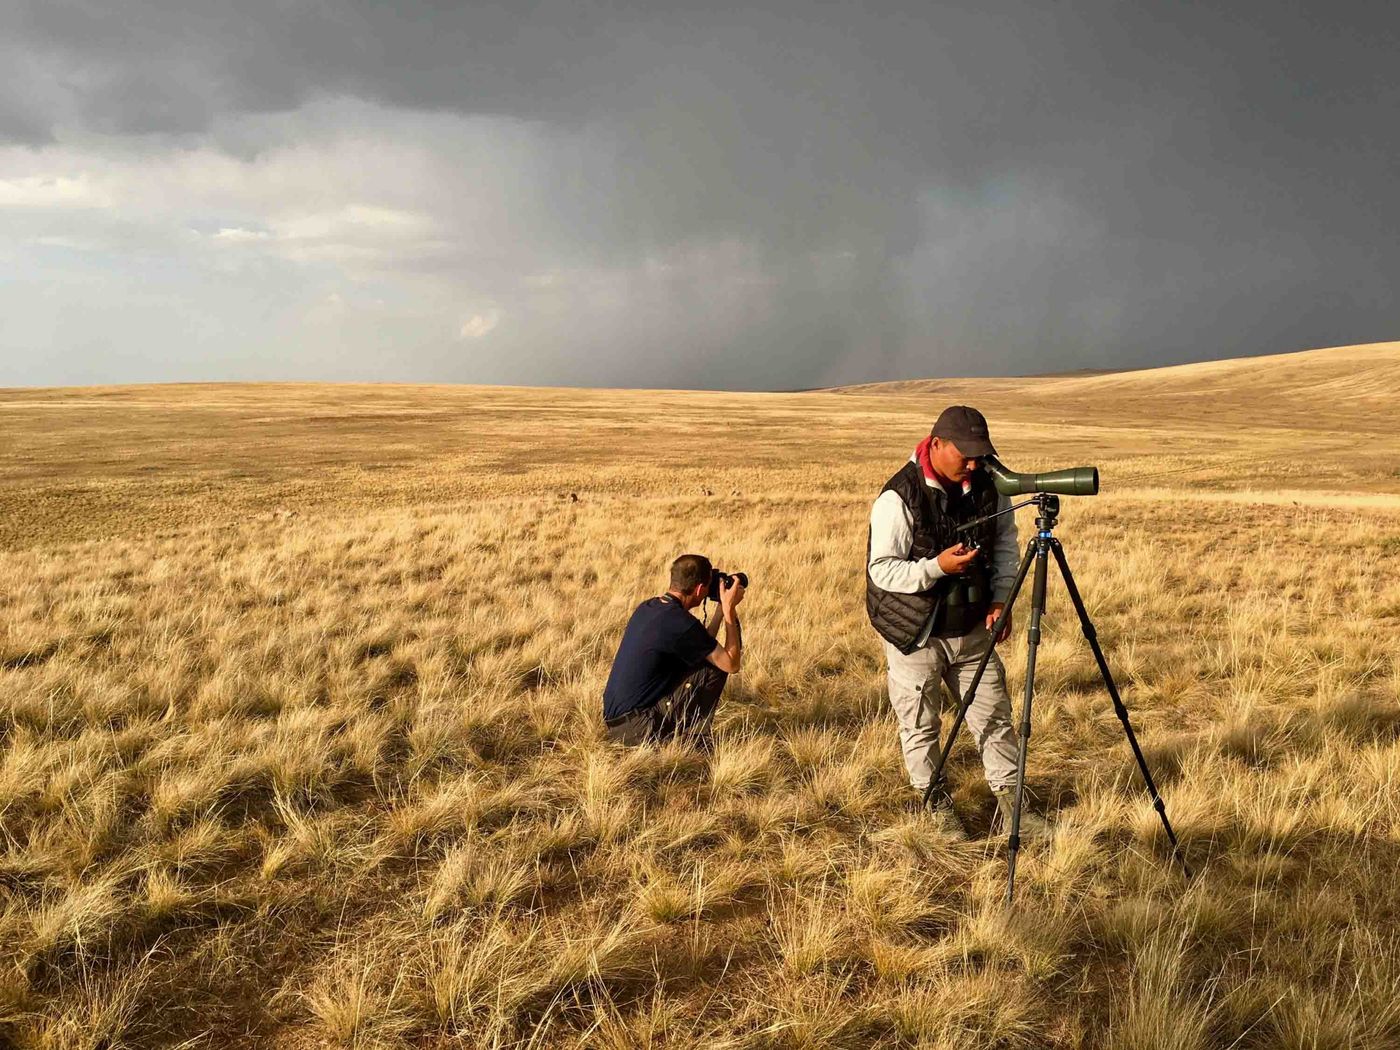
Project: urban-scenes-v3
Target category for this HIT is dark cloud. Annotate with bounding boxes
[3,1,1398,387]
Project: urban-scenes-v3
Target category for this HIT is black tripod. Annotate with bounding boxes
[919,493,1192,902]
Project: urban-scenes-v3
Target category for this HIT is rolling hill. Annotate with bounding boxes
[835,340,1400,431]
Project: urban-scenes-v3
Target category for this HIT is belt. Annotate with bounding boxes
[604,696,668,727]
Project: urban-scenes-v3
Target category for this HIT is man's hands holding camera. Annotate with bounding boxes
[709,572,745,675]
[936,542,978,575]
[719,575,746,617]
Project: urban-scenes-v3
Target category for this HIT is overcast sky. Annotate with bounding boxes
[1,1,1396,390]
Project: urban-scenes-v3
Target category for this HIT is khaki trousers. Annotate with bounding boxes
[883,625,1019,793]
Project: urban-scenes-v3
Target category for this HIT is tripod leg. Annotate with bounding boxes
[1050,540,1192,881]
[1005,540,1049,904]
[921,538,1037,810]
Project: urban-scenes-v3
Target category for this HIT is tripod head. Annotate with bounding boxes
[1034,493,1060,534]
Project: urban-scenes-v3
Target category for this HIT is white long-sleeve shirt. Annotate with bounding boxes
[868,471,1020,646]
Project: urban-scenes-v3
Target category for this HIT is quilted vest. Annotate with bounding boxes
[866,461,1000,653]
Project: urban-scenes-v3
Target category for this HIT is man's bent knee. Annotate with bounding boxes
[692,664,727,693]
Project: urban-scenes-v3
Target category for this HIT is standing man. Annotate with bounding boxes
[602,554,744,750]
[866,406,1049,840]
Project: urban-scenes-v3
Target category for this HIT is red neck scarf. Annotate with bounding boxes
[913,436,967,496]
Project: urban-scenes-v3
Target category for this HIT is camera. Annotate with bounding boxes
[708,569,749,596]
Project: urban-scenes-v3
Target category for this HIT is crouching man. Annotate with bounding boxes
[866,405,1049,840]
[602,554,743,749]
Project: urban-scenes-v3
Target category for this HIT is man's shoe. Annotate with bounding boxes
[914,789,970,842]
[993,788,1052,839]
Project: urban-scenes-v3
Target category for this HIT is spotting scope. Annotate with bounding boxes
[983,454,1099,496]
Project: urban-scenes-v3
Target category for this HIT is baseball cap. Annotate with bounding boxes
[931,405,997,458]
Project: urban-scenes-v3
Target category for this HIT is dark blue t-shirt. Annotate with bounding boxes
[602,596,718,720]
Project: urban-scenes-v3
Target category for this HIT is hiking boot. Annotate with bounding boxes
[993,788,1052,839]
[913,789,970,842]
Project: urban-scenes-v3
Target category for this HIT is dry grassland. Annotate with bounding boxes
[1,342,1399,1048]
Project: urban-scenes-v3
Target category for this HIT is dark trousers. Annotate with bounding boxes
[605,664,727,749]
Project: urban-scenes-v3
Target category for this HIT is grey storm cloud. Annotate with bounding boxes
[1,1,1397,388]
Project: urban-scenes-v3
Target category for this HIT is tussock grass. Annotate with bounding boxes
[1,370,1399,1045]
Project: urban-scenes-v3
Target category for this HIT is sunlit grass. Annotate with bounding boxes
[1,368,1399,1046]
